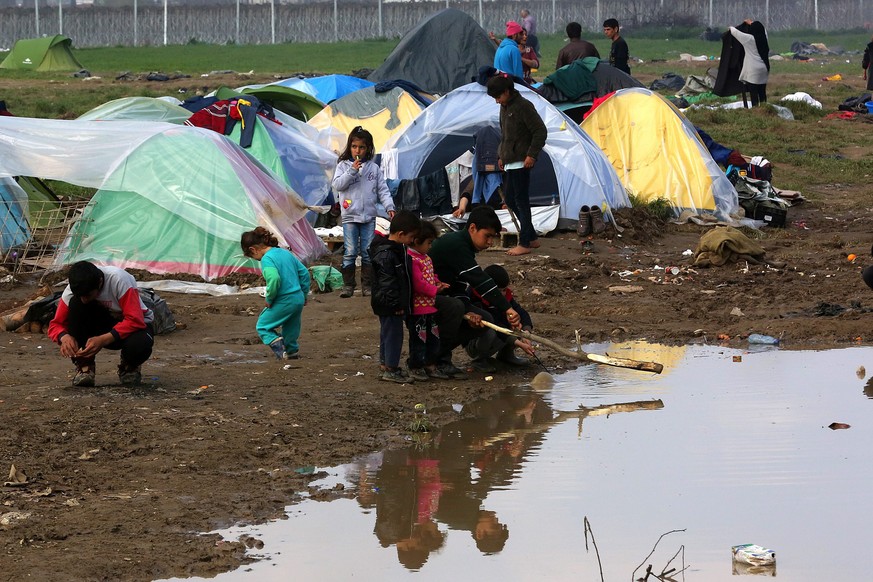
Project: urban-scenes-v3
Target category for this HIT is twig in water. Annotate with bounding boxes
[583,516,605,582]
[631,529,687,582]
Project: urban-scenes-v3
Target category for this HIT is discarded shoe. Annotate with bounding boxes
[269,338,285,359]
[590,205,606,234]
[577,205,592,237]
[381,368,414,384]
[408,368,430,382]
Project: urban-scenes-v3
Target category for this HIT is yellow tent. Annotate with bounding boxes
[307,86,432,154]
[581,88,738,218]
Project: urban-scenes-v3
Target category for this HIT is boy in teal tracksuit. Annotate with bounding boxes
[241,227,311,359]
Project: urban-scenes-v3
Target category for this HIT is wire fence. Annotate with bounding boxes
[1,0,870,49]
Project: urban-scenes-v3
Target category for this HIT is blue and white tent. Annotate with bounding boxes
[381,82,629,228]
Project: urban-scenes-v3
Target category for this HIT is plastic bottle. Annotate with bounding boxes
[748,333,779,345]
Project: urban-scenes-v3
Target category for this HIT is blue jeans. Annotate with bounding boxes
[379,315,405,369]
[342,220,375,269]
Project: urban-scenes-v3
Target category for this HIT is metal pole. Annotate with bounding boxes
[379,0,383,37]
[815,0,819,29]
[270,0,275,44]
[35,0,39,37]
[235,0,239,45]
[58,0,62,35]
[551,0,555,33]
[163,0,167,46]
[708,0,713,27]
[595,0,600,31]
[333,0,338,43]
[133,0,138,47]
[478,0,482,27]
[765,0,769,27]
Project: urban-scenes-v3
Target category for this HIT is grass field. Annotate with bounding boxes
[1,28,871,202]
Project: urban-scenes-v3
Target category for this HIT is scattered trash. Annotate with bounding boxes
[451,403,463,413]
[3,464,28,487]
[609,285,644,293]
[732,355,742,362]
[682,249,693,256]
[0,511,32,526]
[732,543,775,566]
[730,307,745,317]
[187,385,211,395]
[485,375,494,381]
[828,422,851,430]
[717,333,730,340]
[856,366,866,379]
[847,254,857,262]
[748,333,780,345]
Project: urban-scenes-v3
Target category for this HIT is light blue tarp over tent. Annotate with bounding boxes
[0,177,31,251]
[273,75,375,104]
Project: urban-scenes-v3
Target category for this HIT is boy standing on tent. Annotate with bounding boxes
[486,74,547,257]
[48,261,154,387]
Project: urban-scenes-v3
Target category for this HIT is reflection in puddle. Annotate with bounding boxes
[160,345,873,582]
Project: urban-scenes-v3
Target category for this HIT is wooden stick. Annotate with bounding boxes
[465,315,664,374]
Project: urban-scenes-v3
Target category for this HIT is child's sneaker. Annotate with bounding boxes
[268,338,285,359]
[381,368,414,384]
[408,368,429,382]
[283,350,299,360]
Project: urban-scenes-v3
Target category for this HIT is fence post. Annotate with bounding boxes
[551,0,555,33]
[334,0,338,43]
[379,0,383,37]
[708,0,713,27]
[271,0,275,44]
[35,0,39,37]
[235,0,239,44]
[478,0,482,27]
[58,0,62,35]
[163,0,167,45]
[134,0,138,46]
[815,0,819,29]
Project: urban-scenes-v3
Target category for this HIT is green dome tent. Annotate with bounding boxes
[0,117,325,280]
[0,35,84,72]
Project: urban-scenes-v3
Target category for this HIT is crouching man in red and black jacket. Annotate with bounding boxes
[48,261,154,387]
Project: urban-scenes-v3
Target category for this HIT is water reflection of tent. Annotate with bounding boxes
[581,88,738,219]
[308,85,434,153]
[0,117,325,281]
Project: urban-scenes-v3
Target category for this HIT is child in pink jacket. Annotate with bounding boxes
[406,222,450,381]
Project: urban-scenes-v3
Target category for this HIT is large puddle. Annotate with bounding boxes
[161,344,873,581]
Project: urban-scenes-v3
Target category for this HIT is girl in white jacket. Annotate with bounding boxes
[331,126,396,298]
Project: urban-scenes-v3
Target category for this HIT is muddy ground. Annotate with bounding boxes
[3,195,872,580]
[2,77,873,580]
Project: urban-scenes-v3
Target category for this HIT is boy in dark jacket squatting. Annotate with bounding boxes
[369,211,421,383]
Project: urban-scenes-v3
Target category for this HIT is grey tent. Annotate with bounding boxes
[368,9,496,95]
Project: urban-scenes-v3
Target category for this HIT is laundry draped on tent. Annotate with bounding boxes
[381,82,628,228]
[0,117,325,280]
[581,88,738,219]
